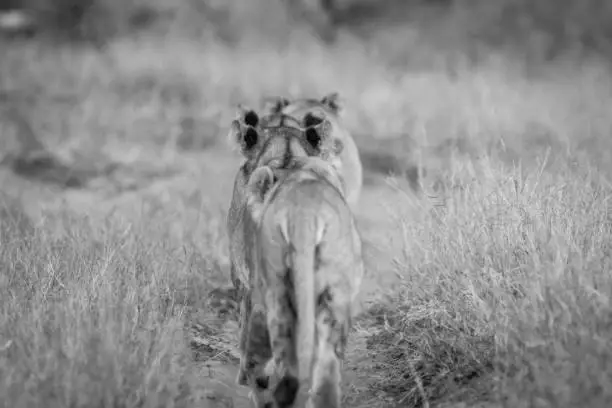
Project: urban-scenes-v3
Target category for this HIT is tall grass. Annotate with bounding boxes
[367,155,612,407]
[0,195,228,407]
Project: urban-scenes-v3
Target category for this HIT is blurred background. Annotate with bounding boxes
[2,0,612,190]
[2,0,612,64]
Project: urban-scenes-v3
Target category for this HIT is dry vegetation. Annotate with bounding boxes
[1,0,612,407]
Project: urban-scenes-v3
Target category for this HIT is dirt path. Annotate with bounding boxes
[1,146,411,407]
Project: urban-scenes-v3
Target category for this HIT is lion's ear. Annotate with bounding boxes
[228,121,260,156]
[303,112,323,128]
[228,106,261,156]
[320,92,342,115]
[237,104,260,127]
[304,118,332,150]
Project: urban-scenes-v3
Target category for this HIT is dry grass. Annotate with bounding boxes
[0,190,231,407]
[2,1,612,407]
[365,156,612,407]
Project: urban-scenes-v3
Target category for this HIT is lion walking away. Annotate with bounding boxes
[242,154,364,407]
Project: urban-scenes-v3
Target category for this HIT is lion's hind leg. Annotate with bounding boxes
[264,282,301,408]
[307,289,350,408]
[236,291,252,386]
[240,304,278,407]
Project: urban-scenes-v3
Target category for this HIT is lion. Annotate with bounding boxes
[225,106,344,396]
[226,106,342,291]
[239,155,365,408]
[261,92,363,211]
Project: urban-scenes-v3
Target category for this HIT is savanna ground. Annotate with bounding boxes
[1,1,612,407]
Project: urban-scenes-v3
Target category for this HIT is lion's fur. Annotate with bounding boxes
[242,156,364,408]
[225,106,347,406]
[261,92,363,210]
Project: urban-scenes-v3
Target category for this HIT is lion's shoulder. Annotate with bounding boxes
[245,156,349,228]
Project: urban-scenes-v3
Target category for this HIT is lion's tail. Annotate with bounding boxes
[290,219,320,381]
[272,216,320,407]
[288,216,343,408]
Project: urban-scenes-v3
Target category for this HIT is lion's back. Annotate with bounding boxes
[259,165,359,267]
[274,100,363,208]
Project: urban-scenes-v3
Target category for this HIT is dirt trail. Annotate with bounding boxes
[1,146,412,407]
